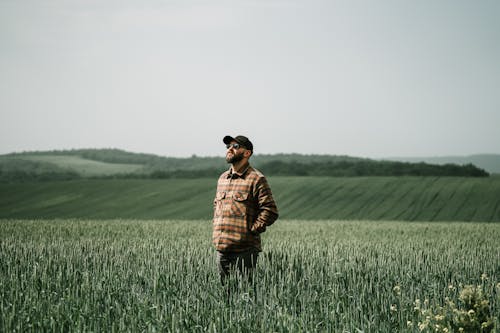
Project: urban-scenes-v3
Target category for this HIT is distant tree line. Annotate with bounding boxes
[99,160,489,179]
[258,160,489,177]
[0,154,489,182]
[6,148,161,165]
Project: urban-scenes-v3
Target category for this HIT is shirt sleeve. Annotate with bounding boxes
[251,176,279,233]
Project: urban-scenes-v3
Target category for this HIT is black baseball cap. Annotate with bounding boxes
[223,135,253,152]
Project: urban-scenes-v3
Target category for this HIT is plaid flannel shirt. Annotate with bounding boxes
[212,164,278,252]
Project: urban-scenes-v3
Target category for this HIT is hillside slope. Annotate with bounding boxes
[15,155,143,176]
[1,176,499,221]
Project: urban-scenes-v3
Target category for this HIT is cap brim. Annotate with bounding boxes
[223,135,235,144]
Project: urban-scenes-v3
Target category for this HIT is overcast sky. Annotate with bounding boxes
[1,0,499,158]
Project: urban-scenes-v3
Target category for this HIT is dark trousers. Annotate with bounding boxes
[217,249,259,285]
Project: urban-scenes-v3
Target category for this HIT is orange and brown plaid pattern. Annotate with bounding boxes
[213,165,278,252]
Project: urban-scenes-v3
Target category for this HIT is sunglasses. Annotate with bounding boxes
[226,143,244,150]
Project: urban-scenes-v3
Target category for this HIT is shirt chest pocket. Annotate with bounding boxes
[214,191,226,217]
[230,191,249,217]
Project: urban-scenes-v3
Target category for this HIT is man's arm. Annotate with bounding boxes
[250,177,278,234]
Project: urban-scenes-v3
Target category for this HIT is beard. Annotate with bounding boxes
[226,151,244,164]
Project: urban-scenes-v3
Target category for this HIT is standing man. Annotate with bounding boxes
[213,135,279,285]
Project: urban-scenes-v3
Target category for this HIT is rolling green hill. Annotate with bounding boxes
[0,149,366,180]
[1,149,367,172]
[8,155,144,176]
[0,149,489,180]
[0,153,145,180]
[1,176,499,221]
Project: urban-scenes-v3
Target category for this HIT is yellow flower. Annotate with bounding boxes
[434,314,444,321]
[393,285,401,295]
[390,304,397,312]
[481,273,488,281]
[414,299,421,311]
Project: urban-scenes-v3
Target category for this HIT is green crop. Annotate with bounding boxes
[2,177,500,221]
[1,219,498,332]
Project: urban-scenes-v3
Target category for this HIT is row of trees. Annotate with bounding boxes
[259,160,489,177]
[1,162,488,183]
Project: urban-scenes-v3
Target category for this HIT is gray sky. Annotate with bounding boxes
[1,0,499,158]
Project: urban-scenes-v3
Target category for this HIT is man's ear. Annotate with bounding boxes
[244,150,252,158]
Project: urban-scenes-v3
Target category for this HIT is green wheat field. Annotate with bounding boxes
[1,219,499,332]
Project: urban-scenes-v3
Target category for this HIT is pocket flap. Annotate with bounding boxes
[233,191,248,201]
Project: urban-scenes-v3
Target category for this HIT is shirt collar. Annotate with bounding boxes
[227,163,251,179]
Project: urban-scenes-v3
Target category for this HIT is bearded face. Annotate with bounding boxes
[226,149,245,164]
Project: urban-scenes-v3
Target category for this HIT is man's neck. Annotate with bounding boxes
[231,161,249,174]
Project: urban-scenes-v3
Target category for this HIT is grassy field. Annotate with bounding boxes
[1,219,498,332]
[1,176,500,221]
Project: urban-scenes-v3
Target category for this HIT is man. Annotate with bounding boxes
[213,135,279,285]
